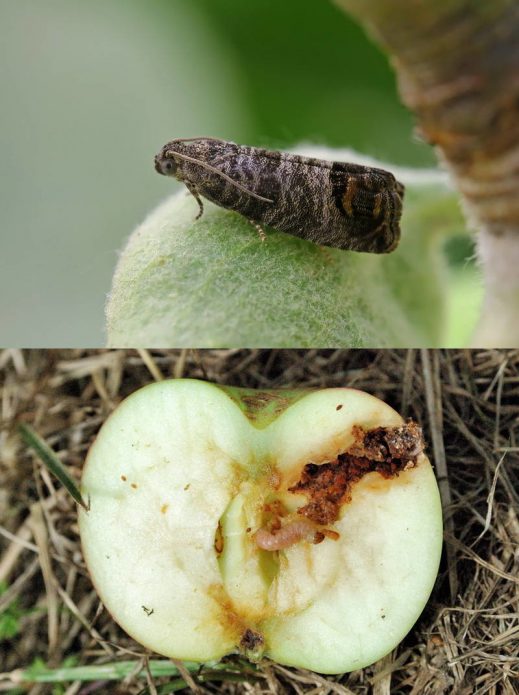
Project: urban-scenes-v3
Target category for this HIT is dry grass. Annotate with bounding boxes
[0,349,517,694]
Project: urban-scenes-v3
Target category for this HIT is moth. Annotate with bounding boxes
[154,137,404,253]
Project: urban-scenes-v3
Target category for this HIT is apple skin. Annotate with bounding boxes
[79,380,443,674]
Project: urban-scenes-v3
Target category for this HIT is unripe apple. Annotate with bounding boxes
[79,380,442,674]
[106,154,465,348]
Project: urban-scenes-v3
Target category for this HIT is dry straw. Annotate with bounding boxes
[0,349,517,694]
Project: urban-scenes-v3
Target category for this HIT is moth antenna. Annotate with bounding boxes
[167,150,274,204]
[171,136,229,144]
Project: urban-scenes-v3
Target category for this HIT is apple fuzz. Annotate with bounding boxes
[79,380,443,674]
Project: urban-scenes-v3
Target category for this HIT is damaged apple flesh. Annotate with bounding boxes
[79,380,442,674]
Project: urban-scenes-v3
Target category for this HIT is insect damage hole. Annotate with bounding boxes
[290,421,425,526]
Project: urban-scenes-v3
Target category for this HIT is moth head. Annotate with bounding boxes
[154,148,179,177]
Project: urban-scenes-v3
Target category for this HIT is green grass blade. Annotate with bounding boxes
[138,678,189,695]
[138,669,260,695]
[18,423,89,511]
[16,659,201,683]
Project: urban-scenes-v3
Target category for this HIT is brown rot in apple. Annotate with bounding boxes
[79,380,443,674]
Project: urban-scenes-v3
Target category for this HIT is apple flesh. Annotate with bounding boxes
[79,380,442,674]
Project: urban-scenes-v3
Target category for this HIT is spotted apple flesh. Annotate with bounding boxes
[79,380,442,674]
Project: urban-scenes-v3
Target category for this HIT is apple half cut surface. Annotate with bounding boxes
[79,379,443,674]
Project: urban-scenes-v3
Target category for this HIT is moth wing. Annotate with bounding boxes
[332,168,404,253]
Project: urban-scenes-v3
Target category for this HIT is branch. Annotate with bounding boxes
[336,0,519,345]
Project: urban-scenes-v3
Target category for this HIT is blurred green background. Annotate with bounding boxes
[0,0,481,346]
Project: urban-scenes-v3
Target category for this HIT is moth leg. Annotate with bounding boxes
[184,182,204,220]
[248,219,267,242]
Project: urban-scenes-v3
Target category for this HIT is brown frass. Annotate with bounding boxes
[289,422,424,525]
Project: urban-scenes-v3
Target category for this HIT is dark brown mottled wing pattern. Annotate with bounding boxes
[155,138,404,254]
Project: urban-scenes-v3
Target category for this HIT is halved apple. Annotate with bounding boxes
[79,379,442,674]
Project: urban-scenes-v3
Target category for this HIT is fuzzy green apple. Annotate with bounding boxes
[106,152,469,348]
[79,379,442,674]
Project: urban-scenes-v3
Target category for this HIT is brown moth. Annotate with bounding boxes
[154,137,404,253]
